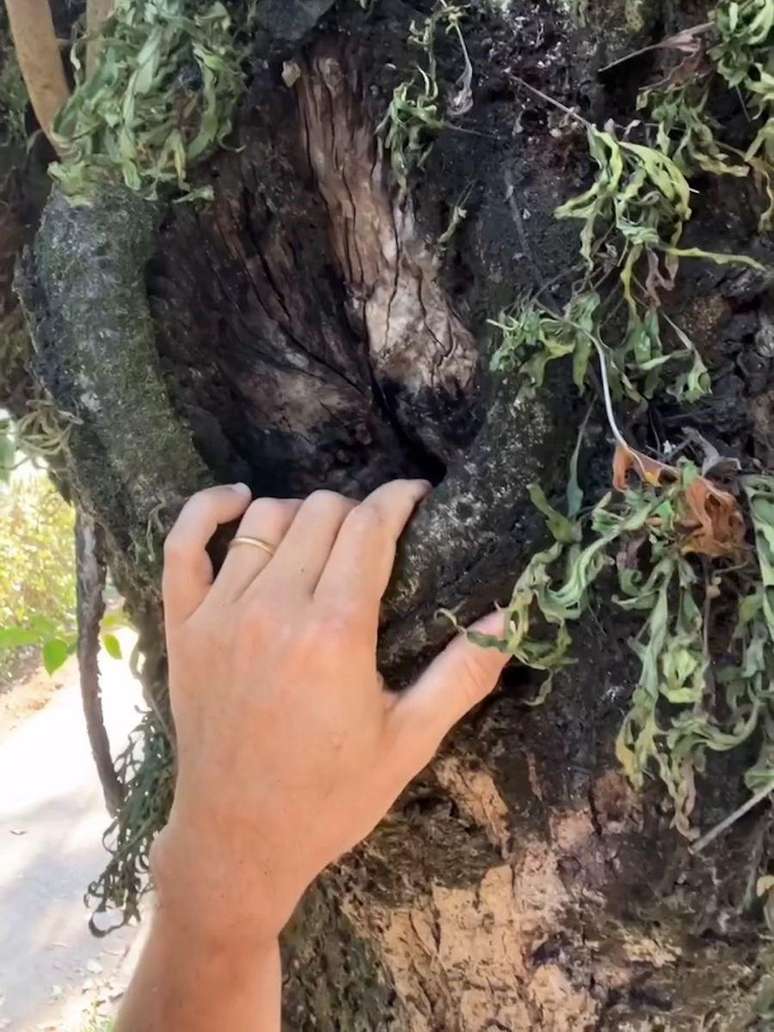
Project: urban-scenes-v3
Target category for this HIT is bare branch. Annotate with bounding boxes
[4,0,71,155]
[76,509,124,817]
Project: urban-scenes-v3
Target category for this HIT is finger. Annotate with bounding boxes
[386,611,510,776]
[163,484,253,624]
[209,498,302,602]
[255,490,357,597]
[314,479,431,623]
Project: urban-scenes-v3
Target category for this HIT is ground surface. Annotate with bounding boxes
[0,633,144,1032]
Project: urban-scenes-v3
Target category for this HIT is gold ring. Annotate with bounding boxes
[228,535,276,557]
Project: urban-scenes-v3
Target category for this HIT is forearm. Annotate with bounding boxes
[115,904,281,1032]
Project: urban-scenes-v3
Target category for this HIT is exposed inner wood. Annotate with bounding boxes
[296,49,478,463]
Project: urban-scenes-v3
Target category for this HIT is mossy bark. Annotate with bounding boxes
[9,0,774,1027]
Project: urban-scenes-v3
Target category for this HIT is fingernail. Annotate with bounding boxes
[230,482,252,498]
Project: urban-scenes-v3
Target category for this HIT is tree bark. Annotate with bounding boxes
[8,0,774,1026]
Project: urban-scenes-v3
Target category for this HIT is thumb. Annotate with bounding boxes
[388,611,510,772]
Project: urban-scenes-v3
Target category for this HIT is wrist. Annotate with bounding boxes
[150,900,280,969]
[150,817,290,949]
[120,900,282,1032]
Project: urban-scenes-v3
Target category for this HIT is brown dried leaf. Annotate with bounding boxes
[645,250,679,303]
[600,23,712,76]
[681,477,746,557]
[613,443,676,491]
[612,445,746,558]
[655,24,712,57]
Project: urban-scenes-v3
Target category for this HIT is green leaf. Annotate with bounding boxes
[50,0,247,202]
[0,626,43,650]
[0,425,15,482]
[663,245,763,269]
[101,608,130,632]
[528,483,579,545]
[743,474,774,637]
[102,632,123,660]
[43,637,71,676]
[0,614,61,651]
[566,415,587,519]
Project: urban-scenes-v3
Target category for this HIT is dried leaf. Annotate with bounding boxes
[613,443,676,491]
[681,476,746,557]
[51,0,246,201]
[613,444,746,557]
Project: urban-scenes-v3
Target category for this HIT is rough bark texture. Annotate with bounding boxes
[6,0,774,1028]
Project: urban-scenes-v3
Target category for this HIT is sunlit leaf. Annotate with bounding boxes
[43,637,71,676]
[102,632,123,660]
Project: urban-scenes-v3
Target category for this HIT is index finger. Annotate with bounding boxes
[313,479,430,622]
[163,483,252,625]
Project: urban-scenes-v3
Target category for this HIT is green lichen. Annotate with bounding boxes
[25,185,210,577]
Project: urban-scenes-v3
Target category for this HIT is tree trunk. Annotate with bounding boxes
[7,0,774,1027]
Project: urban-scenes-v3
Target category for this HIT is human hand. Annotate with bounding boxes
[152,480,508,949]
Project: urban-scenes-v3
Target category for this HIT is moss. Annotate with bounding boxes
[18,185,211,585]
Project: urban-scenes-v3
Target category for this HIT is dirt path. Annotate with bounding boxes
[0,633,146,1032]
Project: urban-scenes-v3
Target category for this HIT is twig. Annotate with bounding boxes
[4,0,71,155]
[589,334,629,451]
[504,168,542,290]
[598,23,713,76]
[76,509,124,817]
[0,457,28,475]
[691,782,774,854]
[735,84,751,124]
[511,75,588,127]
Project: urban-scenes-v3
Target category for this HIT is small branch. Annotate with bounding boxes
[598,23,713,75]
[691,783,774,854]
[4,0,71,155]
[511,75,588,127]
[76,509,124,817]
[504,168,542,290]
[86,0,115,77]
[588,332,629,451]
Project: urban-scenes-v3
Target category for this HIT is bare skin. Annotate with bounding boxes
[115,480,509,1031]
